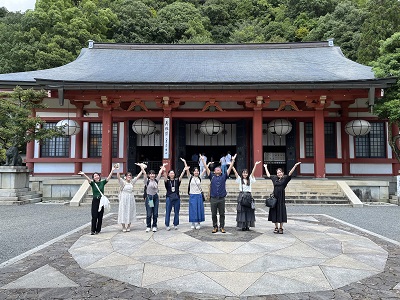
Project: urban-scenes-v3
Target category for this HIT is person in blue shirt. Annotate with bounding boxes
[201,153,237,233]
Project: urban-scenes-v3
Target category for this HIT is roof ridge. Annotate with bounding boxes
[89,41,330,51]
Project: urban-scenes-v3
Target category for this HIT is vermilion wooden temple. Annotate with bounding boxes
[0,40,396,178]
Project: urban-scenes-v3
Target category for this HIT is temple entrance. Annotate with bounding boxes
[185,146,236,171]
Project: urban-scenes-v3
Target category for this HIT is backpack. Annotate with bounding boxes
[143,178,158,199]
[188,175,201,195]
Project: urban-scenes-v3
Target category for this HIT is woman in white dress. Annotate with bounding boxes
[116,163,145,232]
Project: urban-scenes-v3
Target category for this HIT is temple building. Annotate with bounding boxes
[0,40,397,178]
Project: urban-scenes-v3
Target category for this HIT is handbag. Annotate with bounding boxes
[265,193,277,208]
[200,192,205,202]
[94,183,111,213]
[239,191,253,208]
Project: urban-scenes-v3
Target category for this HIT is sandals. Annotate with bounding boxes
[278,228,283,234]
[273,228,279,234]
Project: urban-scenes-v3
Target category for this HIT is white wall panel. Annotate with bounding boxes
[300,163,314,174]
[119,122,124,158]
[34,163,75,173]
[70,135,76,158]
[326,163,342,174]
[299,122,305,159]
[82,122,89,158]
[336,122,342,159]
[350,163,392,174]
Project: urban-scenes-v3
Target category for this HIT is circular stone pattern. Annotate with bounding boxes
[69,216,388,297]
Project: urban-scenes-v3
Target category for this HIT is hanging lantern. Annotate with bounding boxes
[56,119,81,135]
[199,119,223,136]
[267,119,292,135]
[132,119,156,135]
[345,120,371,136]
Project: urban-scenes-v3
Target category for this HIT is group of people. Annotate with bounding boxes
[78,156,301,236]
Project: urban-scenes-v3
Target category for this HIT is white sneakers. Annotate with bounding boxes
[191,223,195,229]
[145,227,151,232]
[166,226,171,231]
[195,224,201,230]
[152,227,157,232]
[174,225,179,230]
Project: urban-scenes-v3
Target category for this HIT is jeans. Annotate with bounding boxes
[221,164,227,175]
[91,196,104,233]
[145,194,159,228]
[210,197,225,228]
[165,197,180,227]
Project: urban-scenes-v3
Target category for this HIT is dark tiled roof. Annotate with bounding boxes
[0,42,390,89]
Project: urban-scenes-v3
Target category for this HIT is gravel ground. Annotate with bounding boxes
[0,203,399,265]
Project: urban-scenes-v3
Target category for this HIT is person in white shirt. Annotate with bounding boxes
[231,160,261,231]
[199,153,207,178]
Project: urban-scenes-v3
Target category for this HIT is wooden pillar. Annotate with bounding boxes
[101,108,113,176]
[392,123,400,175]
[253,110,263,177]
[341,103,350,176]
[313,110,325,178]
[74,103,83,174]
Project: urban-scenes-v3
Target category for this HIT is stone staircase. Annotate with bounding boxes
[81,178,351,206]
[0,188,42,205]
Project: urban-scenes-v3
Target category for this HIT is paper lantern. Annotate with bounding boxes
[132,119,156,135]
[267,119,292,135]
[199,119,223,135]
[56,119,81,135]
[345,120,371,136]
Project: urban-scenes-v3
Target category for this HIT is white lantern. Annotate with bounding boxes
[132,119,156,135]
[267,119,292,135]
[56,119,81,135]
[199,119,223,136]
[345,120,371,136]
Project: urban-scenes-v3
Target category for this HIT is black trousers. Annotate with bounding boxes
[91,197,104,233]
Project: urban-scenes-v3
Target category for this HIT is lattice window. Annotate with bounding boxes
[355,122,386,158]
[89,123,118,158]
[40,123,70,157]
[305,122,337,158]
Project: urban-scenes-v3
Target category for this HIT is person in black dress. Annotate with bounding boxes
[264,162,301,234]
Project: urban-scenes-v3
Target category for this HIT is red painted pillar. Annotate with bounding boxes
[392,123,400,175]
[101,108,113,176]
[253,110,263,177]
[313,110,326,178]
[341,104,350,176]
[74,104,83,174]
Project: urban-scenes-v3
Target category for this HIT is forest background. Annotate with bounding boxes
[0,0,400,146]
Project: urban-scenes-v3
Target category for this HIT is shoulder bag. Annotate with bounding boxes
[94,182,111,213]
[265,193,277,208]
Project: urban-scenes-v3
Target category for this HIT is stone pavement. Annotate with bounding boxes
[1,208,400,299]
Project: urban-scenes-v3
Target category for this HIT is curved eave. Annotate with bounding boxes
[32,77,397,90]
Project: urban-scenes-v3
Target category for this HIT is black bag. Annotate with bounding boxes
[239,192,253,208]
[169,192,180,201]
[200,192,205,202]
[265,193,277,208]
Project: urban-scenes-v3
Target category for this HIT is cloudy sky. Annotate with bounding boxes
[0,0,36,12]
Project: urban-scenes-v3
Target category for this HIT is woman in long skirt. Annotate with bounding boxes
[232,160,261,231]
[116,163,144,232]
[181,158,206,230]
[264,162,301,234]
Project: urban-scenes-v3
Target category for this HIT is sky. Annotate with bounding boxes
[0,0,36,12]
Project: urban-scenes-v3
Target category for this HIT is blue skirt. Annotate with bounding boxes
[188,194,205,223]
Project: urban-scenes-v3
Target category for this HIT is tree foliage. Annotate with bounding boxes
[0,87,64,151]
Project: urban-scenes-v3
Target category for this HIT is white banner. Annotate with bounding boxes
[163,117,170,159]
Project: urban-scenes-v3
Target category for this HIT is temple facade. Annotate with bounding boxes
[0,40,397,178]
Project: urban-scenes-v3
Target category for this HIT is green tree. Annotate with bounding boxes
[155,2,212,43]
[372,33,400,161]
[357,0,400,64]
[305,1,366,61]
[0,87,64,161]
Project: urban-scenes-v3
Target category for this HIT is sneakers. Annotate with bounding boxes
[195,224,201,230]
[220,228,226,233]
[122,228,127,232]
[174,225,178,230]
[191,223,195,229]
[152,227,157,232]
[126,228,130,232]
[212,227,218,233]
[145,227,151,232]
[166,226,171,231]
